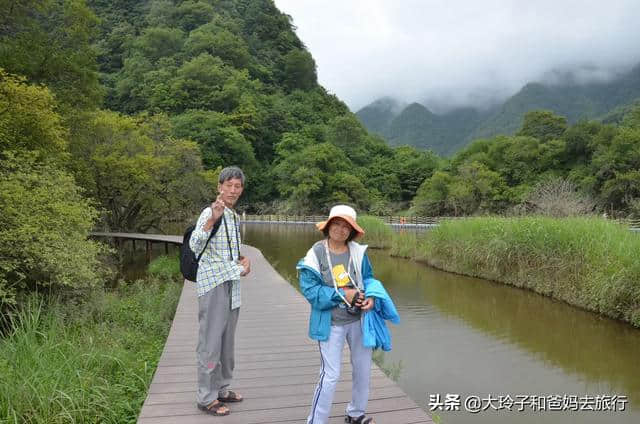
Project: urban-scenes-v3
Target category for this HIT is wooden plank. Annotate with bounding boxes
[144,384,404,406]
[149,369,386,394]
[151,364,379,384]
[146,375,396,399]
[139,398,421,424]
[140,396,417,420]
[157,355,352,372]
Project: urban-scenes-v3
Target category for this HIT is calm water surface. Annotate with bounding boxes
[241,223,640,424]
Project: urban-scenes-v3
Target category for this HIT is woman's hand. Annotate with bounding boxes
[360,297,375,311]
[343,288,358,304]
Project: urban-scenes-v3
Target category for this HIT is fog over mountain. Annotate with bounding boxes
[273,0,640,113]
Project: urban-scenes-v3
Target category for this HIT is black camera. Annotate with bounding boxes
[346,303,361,315]
[345,290,363,315]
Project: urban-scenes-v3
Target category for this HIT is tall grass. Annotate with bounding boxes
[417,217,640,327]
[390,231,419,258]
[0,255,182,423]
[351,216,639,327]
[358,215,394,249]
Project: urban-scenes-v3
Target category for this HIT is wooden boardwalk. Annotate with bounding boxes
[137,244,433,423]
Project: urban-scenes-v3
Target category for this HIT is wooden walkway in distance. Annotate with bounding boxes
[136,244,433,423]
[90,232,183,261]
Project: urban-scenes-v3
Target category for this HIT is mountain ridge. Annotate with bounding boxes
[357,65,640,156]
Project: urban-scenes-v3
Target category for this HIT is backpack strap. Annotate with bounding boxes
[196,215,223,262]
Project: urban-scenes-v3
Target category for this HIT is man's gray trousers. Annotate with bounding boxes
[196,280,239,406]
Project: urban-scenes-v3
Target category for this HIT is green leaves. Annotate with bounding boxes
[172,109,257,171]
[0,70,68,163]
[0,153,105,306]
[72,111,216,231]
[517,110,568,142]
[134,27,185,63]
[0,0,102,111]
[283,49,317,91]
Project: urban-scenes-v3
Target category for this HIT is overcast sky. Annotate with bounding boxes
[273,0,640,113]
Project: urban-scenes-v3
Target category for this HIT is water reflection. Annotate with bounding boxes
[243,223,640,424]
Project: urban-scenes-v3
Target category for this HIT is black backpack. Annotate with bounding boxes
[180,217,222,281]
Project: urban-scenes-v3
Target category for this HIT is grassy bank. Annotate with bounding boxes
[359,216,640,328]
[0,255,182,423]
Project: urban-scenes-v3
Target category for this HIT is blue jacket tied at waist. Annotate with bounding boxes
[363,278,400,351]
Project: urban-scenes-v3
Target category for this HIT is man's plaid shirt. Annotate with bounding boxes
[189,206,243,309]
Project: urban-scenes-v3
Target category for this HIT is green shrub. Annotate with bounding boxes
[148,255,181,283]
[0,154,107,307]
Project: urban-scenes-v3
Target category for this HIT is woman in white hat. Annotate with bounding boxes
[296,205,377,424]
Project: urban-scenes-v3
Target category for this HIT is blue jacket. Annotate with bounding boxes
[297,241,399,348]
[363,279,400,351]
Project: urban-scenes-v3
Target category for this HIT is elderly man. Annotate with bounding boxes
[189,166,251,416]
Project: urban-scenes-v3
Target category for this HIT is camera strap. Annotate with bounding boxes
[323,239,359,307]
[222,210,240,261]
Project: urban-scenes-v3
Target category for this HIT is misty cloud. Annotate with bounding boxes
[274,0,640,112]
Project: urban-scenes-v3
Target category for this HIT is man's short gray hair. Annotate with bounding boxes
[218,166,245,186]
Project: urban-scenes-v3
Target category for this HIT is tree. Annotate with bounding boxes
[145,0,177,27]
[455,162,508,213]
[173,0,214,32]
[622,104,640,129]
[522,177,595,217]
[411,171,454,216]
[0,70,68,163]
[0,0,102,111]
[171,110,257,171]
[167,54,258,113]
[392,146,440,201]
[590,126,640,211]
[185,24,251,69]
[326,172,370,210]
[517,110,567,142]
[273,142,351,212]
[134,27,185,63]
[71,111,216,231]
[0,153,105,307]
[283,49,317,91]
[0,71,104,306]
[560,120,601,167]
[326,115,369,165]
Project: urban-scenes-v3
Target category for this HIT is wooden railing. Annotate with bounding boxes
[618,218,640,228]
[242,215,444,225]
[242,215,640,229]
[90,232,182,262]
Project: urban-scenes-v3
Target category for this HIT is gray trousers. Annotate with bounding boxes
[196,281,239,406]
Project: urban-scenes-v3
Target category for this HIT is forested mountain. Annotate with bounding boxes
[384,103,488,156]
[357,65,640,156]
[355,97,405,134]
[1,0,442,224]
[2,0,640,307]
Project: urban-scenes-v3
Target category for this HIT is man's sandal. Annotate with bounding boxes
[197,400,230,416]
[218,390,243,403]
[345,415,375,424]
